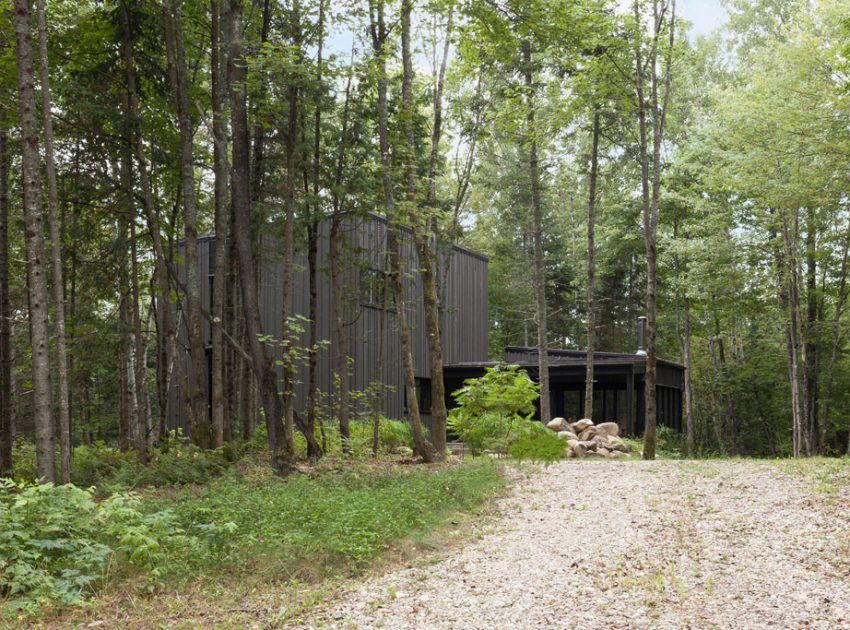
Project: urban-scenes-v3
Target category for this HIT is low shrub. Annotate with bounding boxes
[508,422,566,463]
[71,442,137,487]
[107,444,228,489]
[448,365,554,459]
[0,480,202,611]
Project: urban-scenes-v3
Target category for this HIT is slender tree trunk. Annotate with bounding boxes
[121,153,149,463]
[329,46,355,453]
[210,0,229,448]
[415,9,453,459]
[250,0,272,208]
[35,0,71,482]
[13,0,55,481]
[303,0,325,460]
[0,129,12,476]
[521,39,550,423]
[229,0,293,475]
[805,213,819,453]
[279,4,301,463]
[682,292,695,455]
[370,0,434,461]
[400,0,437,461]
[165,0,209,448]
[122,0,178,444]
[635,0,675,459]
[584,107,600,420]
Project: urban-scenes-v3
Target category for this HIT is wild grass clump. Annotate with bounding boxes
[168,458,504,575]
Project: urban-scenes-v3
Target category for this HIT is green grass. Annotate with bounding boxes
[2,456,504,626]
[773,456,850,497]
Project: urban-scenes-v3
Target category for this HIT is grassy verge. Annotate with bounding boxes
[772,456,850,498]
[3,456,504,628]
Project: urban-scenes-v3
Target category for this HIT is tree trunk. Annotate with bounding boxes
[521,39,550,424]
[13,0,55,482]
[635,0,676,459]
[229,0,293,475]
[302,0,325,460]
[164,0,209,448]
[682,292,695,456]
[210,0,229,448]
[121,0,179,445]
[36,0,72,482]
[328,46,355,453]
[399,0,437,461]
[416,9,454,459]
[0,129,12,477]
[584,107,600,420]
[805,213,819,453]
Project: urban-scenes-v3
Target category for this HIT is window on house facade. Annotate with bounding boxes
[360,268,394,309]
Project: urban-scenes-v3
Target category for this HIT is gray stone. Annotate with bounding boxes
[546,417,568,432]
[595,422,620,437]
[567,440,586,458]
[572,419,594,433]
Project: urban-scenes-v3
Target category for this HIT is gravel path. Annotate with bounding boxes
[298,460,850,629]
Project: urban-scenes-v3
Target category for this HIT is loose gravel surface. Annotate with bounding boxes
[298,460,850,629]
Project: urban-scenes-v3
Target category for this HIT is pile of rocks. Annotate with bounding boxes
[545,417,631,459]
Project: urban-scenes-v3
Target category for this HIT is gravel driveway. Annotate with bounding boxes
[299,460,850,629]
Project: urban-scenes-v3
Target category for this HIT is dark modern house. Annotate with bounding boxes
[168,213,683,438]
[166,213,489,435]
[443,343,685,436]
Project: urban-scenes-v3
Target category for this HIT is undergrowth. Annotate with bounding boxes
[0,457,503,619]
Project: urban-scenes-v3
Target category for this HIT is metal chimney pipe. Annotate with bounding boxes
[636,316,647,356]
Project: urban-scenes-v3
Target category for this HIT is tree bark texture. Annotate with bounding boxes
[0,129,12,476]
[522,39,550,423]
[13,0,55,481]
[584,107,600,420]
[229,0,293,475]
[36,0,72,482]
[165,0,209,447]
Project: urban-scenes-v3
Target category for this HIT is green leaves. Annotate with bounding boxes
[0,480,189,610]
[448,365,548,456]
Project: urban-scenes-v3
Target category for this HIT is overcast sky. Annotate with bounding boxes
[678,0,728,39]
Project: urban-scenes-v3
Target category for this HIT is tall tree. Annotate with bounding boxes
[13,0,55,481]
[584,107,600,420]
[0,129,11,477]
[210,0,229,448]
[521,38,551,423]
[229,0,293,475]
[164,0,209,447]
[36,0,72,482]
[633,0,676,460]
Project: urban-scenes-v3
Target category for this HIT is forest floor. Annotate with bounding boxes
[296,459,850,629]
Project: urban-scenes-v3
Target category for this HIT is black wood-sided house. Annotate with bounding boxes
[167,213,489,435]
[168,213,684,438]
[443,342,685,436]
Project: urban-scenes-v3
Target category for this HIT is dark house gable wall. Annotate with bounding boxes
[167,214,489,432]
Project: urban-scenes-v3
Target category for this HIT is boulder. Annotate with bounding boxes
[578,440,597,452]
[579,428,597,441]
[607,450,624,458]
[567,440,586,458]
[595,422,620,437]
[585,450,606,458]
[557,431,573,439]
[608,436,629,452]
[597,447,611,456]
[546,417,568,432]
[572,419,594,433]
